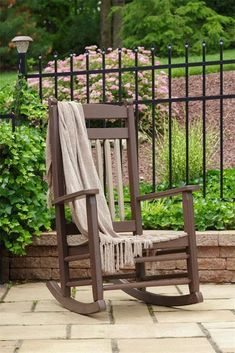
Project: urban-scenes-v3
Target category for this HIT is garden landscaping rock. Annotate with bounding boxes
[8,230,235,283]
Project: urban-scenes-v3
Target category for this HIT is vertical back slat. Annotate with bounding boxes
[114,139,125,221]
[95,139,104,190]
[104,140,115,220]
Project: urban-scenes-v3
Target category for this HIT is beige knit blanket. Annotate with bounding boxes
[46,101,154,273]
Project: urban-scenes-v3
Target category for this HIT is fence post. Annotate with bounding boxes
[12,36,33,75]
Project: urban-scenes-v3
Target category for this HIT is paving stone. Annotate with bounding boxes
[35,299,68,312]
[112,301,153,324]
[0,325,66,340]
[4,282,53,302]
[203,322,235,353]
[173,298,235,311]
[0,301,32,312]
[154,310,235,323]
[152,298,235,312]
[71,323,204,339]
[147,285,179,295]
[178,284,235,298]
[103,289,135,301]
[0,284,7,300]
[117,338,216,353]
[0,341,18,353]
[0,310,109,325]
[19,339,112,353]
[204,321,235,329]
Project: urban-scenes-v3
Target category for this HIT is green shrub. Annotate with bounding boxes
[0,122,52,255]
[124,169,235,231]
[122,0,235,56]
[157,118,218,184]
[0,76,47,127]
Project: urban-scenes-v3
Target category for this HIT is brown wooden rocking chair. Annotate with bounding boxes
[47,98,203,314]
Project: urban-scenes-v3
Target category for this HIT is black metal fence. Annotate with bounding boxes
[6,41,235,198]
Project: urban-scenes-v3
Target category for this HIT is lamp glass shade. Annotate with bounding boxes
[16,41,30,54]
[12,36,33,53]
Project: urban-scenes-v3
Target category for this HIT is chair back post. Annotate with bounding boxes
[126,105,143,235]
[48,98,65,199]
[48,98,70,297]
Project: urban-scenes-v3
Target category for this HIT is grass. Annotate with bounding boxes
[0,71,17,89]
[159,49,235,77]
[0,49,234,88]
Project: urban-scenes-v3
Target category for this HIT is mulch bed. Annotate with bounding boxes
[137,71,235,184]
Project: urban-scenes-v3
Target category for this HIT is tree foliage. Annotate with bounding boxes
[0,0,100,69]
[204,0,235,17]
[121,0,235,55]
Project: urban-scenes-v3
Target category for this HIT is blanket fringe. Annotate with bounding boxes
[99,235,153,274]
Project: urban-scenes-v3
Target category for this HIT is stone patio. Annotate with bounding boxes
[0,282,234,353]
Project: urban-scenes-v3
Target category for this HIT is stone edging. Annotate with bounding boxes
[8,230,235,283]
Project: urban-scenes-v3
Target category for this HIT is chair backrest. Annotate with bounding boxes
[48,99,143,236]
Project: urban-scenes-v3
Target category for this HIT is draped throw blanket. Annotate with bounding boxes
[46,101,154,273]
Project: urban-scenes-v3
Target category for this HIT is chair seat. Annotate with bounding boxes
[67,231,187,247]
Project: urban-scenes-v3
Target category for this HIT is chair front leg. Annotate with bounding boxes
[86,195,104,302]
[182,191,200,294]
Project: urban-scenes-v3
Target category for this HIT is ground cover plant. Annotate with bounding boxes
[124,169,235,231]
[156,118,219,185]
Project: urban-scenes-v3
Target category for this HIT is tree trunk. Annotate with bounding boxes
[100,0,112,48]
[112,0,124,48]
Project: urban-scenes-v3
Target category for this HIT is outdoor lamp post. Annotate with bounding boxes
[11,36,33,76]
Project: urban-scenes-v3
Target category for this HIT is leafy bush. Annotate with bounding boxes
[0,122,52,255]
[0,76,47,127]
[124,169,235,231]
[157,118,218,184]
[122,0,235,56]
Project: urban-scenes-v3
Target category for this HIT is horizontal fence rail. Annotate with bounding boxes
[16,42,235,199]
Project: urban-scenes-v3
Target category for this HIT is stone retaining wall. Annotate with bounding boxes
[9,230,235,283]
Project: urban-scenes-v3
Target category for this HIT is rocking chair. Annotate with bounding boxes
[47,98,203,314]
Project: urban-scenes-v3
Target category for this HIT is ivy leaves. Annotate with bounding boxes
[0,123,52,255]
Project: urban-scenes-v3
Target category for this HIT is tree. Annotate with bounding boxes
[204,0,235,17]
[112,0,125,48]
[121,0,235,55]
[100,0,112,48]
[0,0,100,70]
[0,0,53,70]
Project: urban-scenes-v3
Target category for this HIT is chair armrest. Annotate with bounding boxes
[53,189,99,205]
[136,185,200,202]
